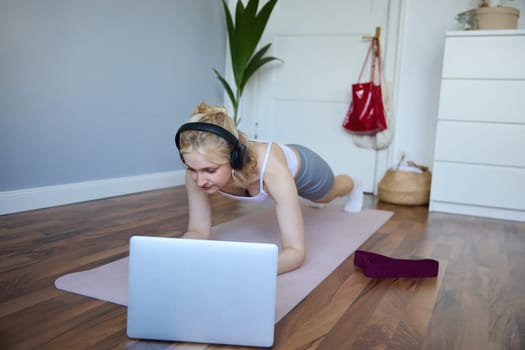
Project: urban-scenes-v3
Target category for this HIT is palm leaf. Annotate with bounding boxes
[244,0,259,19]
[234,0,246,28]
[222,0,239,81]
[213,68,237,111]
[250,0,278,53]
[236,0,260,72]
[234,0,277,87]
[241,57,280,93]
[233,1,251,86]
[216,0,281,125]
[240,43,280,91]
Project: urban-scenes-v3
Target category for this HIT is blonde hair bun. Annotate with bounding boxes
[194,102,228,117]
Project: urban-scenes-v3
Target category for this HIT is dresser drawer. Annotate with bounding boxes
[434,122,525,167]
[430,162,525,210]
[442,35,525,79]
[438,80,525,123]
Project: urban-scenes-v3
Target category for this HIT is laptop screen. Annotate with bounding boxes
[127,236,278,347]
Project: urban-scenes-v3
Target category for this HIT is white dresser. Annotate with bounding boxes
[429,30,525,221]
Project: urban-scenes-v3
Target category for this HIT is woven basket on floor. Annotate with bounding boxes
[378,161,432,206]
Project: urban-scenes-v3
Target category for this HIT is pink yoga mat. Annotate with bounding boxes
[55,202,393,322]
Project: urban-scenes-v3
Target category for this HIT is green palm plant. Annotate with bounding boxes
[214,0,280,125]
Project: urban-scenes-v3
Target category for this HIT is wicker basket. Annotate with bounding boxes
[378,161,432,206]
[475,6,520,30]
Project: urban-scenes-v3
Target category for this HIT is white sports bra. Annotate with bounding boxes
[218,141,298,202]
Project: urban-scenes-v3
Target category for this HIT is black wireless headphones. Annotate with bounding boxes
[174,122,248,170]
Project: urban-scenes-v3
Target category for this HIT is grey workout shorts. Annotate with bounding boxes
[287,144,335,201]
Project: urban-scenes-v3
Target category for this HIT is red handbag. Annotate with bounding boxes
[343,38,387,134]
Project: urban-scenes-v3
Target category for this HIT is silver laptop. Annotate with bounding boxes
[127,235,278,347]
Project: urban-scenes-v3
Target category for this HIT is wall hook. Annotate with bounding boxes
[362,26,381,41]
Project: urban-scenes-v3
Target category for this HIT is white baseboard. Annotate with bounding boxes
[0,170,186,216]
[429,201,525,222]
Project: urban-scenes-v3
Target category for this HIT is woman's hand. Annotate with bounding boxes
[182,231,210,240]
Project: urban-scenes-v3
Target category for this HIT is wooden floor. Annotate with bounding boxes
[1,186,524,350]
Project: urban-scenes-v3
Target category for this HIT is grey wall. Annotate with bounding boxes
[0,0,226,191]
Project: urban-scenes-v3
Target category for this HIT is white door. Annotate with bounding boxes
[234,0,401,193]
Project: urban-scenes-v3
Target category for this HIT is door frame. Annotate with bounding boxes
[372,0,405,194]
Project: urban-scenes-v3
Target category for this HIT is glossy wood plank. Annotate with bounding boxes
[0,187,524,350]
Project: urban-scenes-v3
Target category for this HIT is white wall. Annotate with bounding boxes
[0,1,226,215]
[393,0,525,168]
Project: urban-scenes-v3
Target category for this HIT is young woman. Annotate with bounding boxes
[175,102,363,274]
